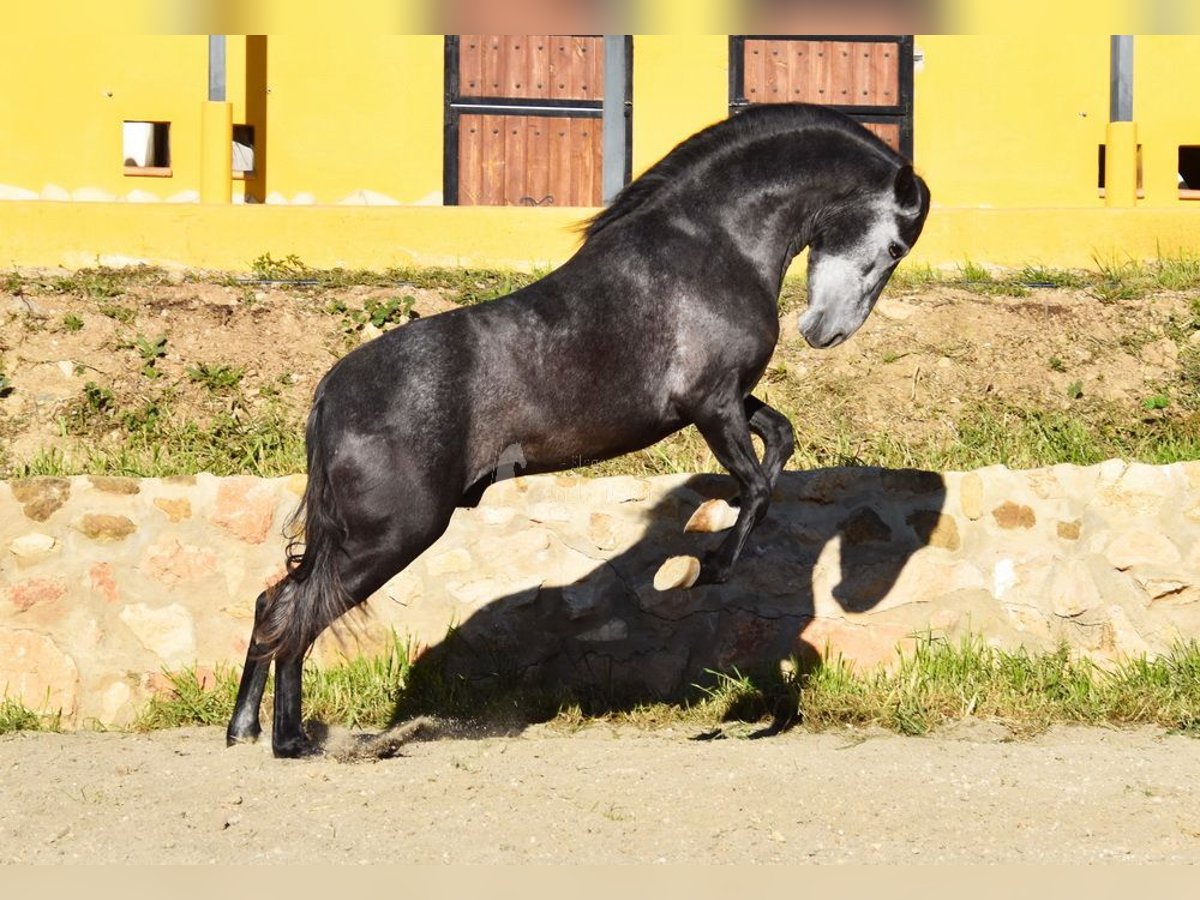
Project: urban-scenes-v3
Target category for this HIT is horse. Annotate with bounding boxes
[226,103,931,757]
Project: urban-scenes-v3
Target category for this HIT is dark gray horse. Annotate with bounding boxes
[227,103,931,757]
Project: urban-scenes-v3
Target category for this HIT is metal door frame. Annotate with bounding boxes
[728,34,915,160]
[443,35,633,205]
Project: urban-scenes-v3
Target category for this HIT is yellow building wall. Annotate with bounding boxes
[3,33,1200,271]
[0,36,220,202]
[630,35,728,178]
[913,36,1111,208]
[263,35,443,204]
[1135,36,1200,206]
[0,34,444,206]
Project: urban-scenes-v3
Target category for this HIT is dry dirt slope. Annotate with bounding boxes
[0,270,1197,474]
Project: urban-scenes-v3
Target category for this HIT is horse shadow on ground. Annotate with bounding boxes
[330,467,947,754]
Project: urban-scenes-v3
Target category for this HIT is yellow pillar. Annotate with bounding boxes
[1104,120,1138,207]
[200,100,233,204]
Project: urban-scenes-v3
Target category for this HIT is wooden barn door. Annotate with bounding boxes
[729,36,914,159]
[445,35,631,206]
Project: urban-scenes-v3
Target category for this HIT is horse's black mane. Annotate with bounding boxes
[583,103,901,241]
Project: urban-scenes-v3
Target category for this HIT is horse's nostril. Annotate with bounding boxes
[821,331,845,349]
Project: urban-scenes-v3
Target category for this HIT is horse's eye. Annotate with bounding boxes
[888,242,905,260]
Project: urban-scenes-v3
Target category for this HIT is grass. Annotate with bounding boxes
[802,635,1200,736]
[0,697,62,734]
[106,633,1200,739]
[880,255,1200,301]
[16,395,306,479]
[571,395,1200,481]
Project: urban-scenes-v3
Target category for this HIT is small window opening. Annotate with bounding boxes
[123,121,171,176]
[1097,143,1144,198]
[1178,146,1200,198]
[232,124,255,177]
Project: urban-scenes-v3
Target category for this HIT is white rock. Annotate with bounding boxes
[1105,530,1182,571]
[9,532,57,559]
[1048,559,1102,618]
[425,548,473,577]
[118,603,196,664]
[992,558,1017,599]
[529,502,572,524]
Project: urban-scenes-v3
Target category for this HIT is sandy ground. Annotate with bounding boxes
[3,722,1200,864]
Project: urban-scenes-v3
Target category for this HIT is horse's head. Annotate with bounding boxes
[799,165,930,349]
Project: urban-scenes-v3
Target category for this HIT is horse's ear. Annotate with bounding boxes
[894,165,920,211]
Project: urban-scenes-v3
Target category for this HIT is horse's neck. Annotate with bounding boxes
[714,176,833,295]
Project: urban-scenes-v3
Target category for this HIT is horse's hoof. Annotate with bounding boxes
[654,555,701,591]
[225,720,261,747]
[225,729,260,747]
[684,499,739,534]
[272,737,323,759]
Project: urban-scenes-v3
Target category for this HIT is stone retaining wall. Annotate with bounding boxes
[2,460,1199,726]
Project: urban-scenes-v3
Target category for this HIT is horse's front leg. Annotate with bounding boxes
[656,393,775,590]
[684,395,795,534]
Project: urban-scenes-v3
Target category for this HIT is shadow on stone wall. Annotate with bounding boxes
[391,467,947,726]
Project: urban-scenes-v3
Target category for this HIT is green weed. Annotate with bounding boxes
[134,334,167,377]
[97,302,137,324]
[0,696,62,734]
[187,362,245,393]
[365,295,417,328]
[250,252,311,281]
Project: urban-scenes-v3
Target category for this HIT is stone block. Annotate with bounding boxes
[153,497,192,522]
[958,472,984,520]
[426,547,474,577]
[8,578,67,612]
[1057,520,1082,540]
[577,618,628,642]
[839,507,893,545]
[991,502,1035,530]
[138,537,219,585]
[77,514,137,541]
[8,532,57,560]
[1048,559,1102,618]
[89,563,119,603]
[118,603,197,664]
[88,476,140,495]
[0,629,78,715]
[908,510,961,551]
[10,477,71,522]
[1105,530,1181,572]
[211,478,280,544]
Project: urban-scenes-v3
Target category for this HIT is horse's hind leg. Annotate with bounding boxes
[271,650,313,757]
[226,591,273,746]
[683,395,794,535]
[269,499,459,758]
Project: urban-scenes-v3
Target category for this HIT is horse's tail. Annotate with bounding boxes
[254,389,351,661]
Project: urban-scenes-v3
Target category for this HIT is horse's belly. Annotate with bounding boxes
[496,411,683,475]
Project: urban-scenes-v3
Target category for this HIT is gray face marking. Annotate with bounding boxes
[799,200,908,350]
